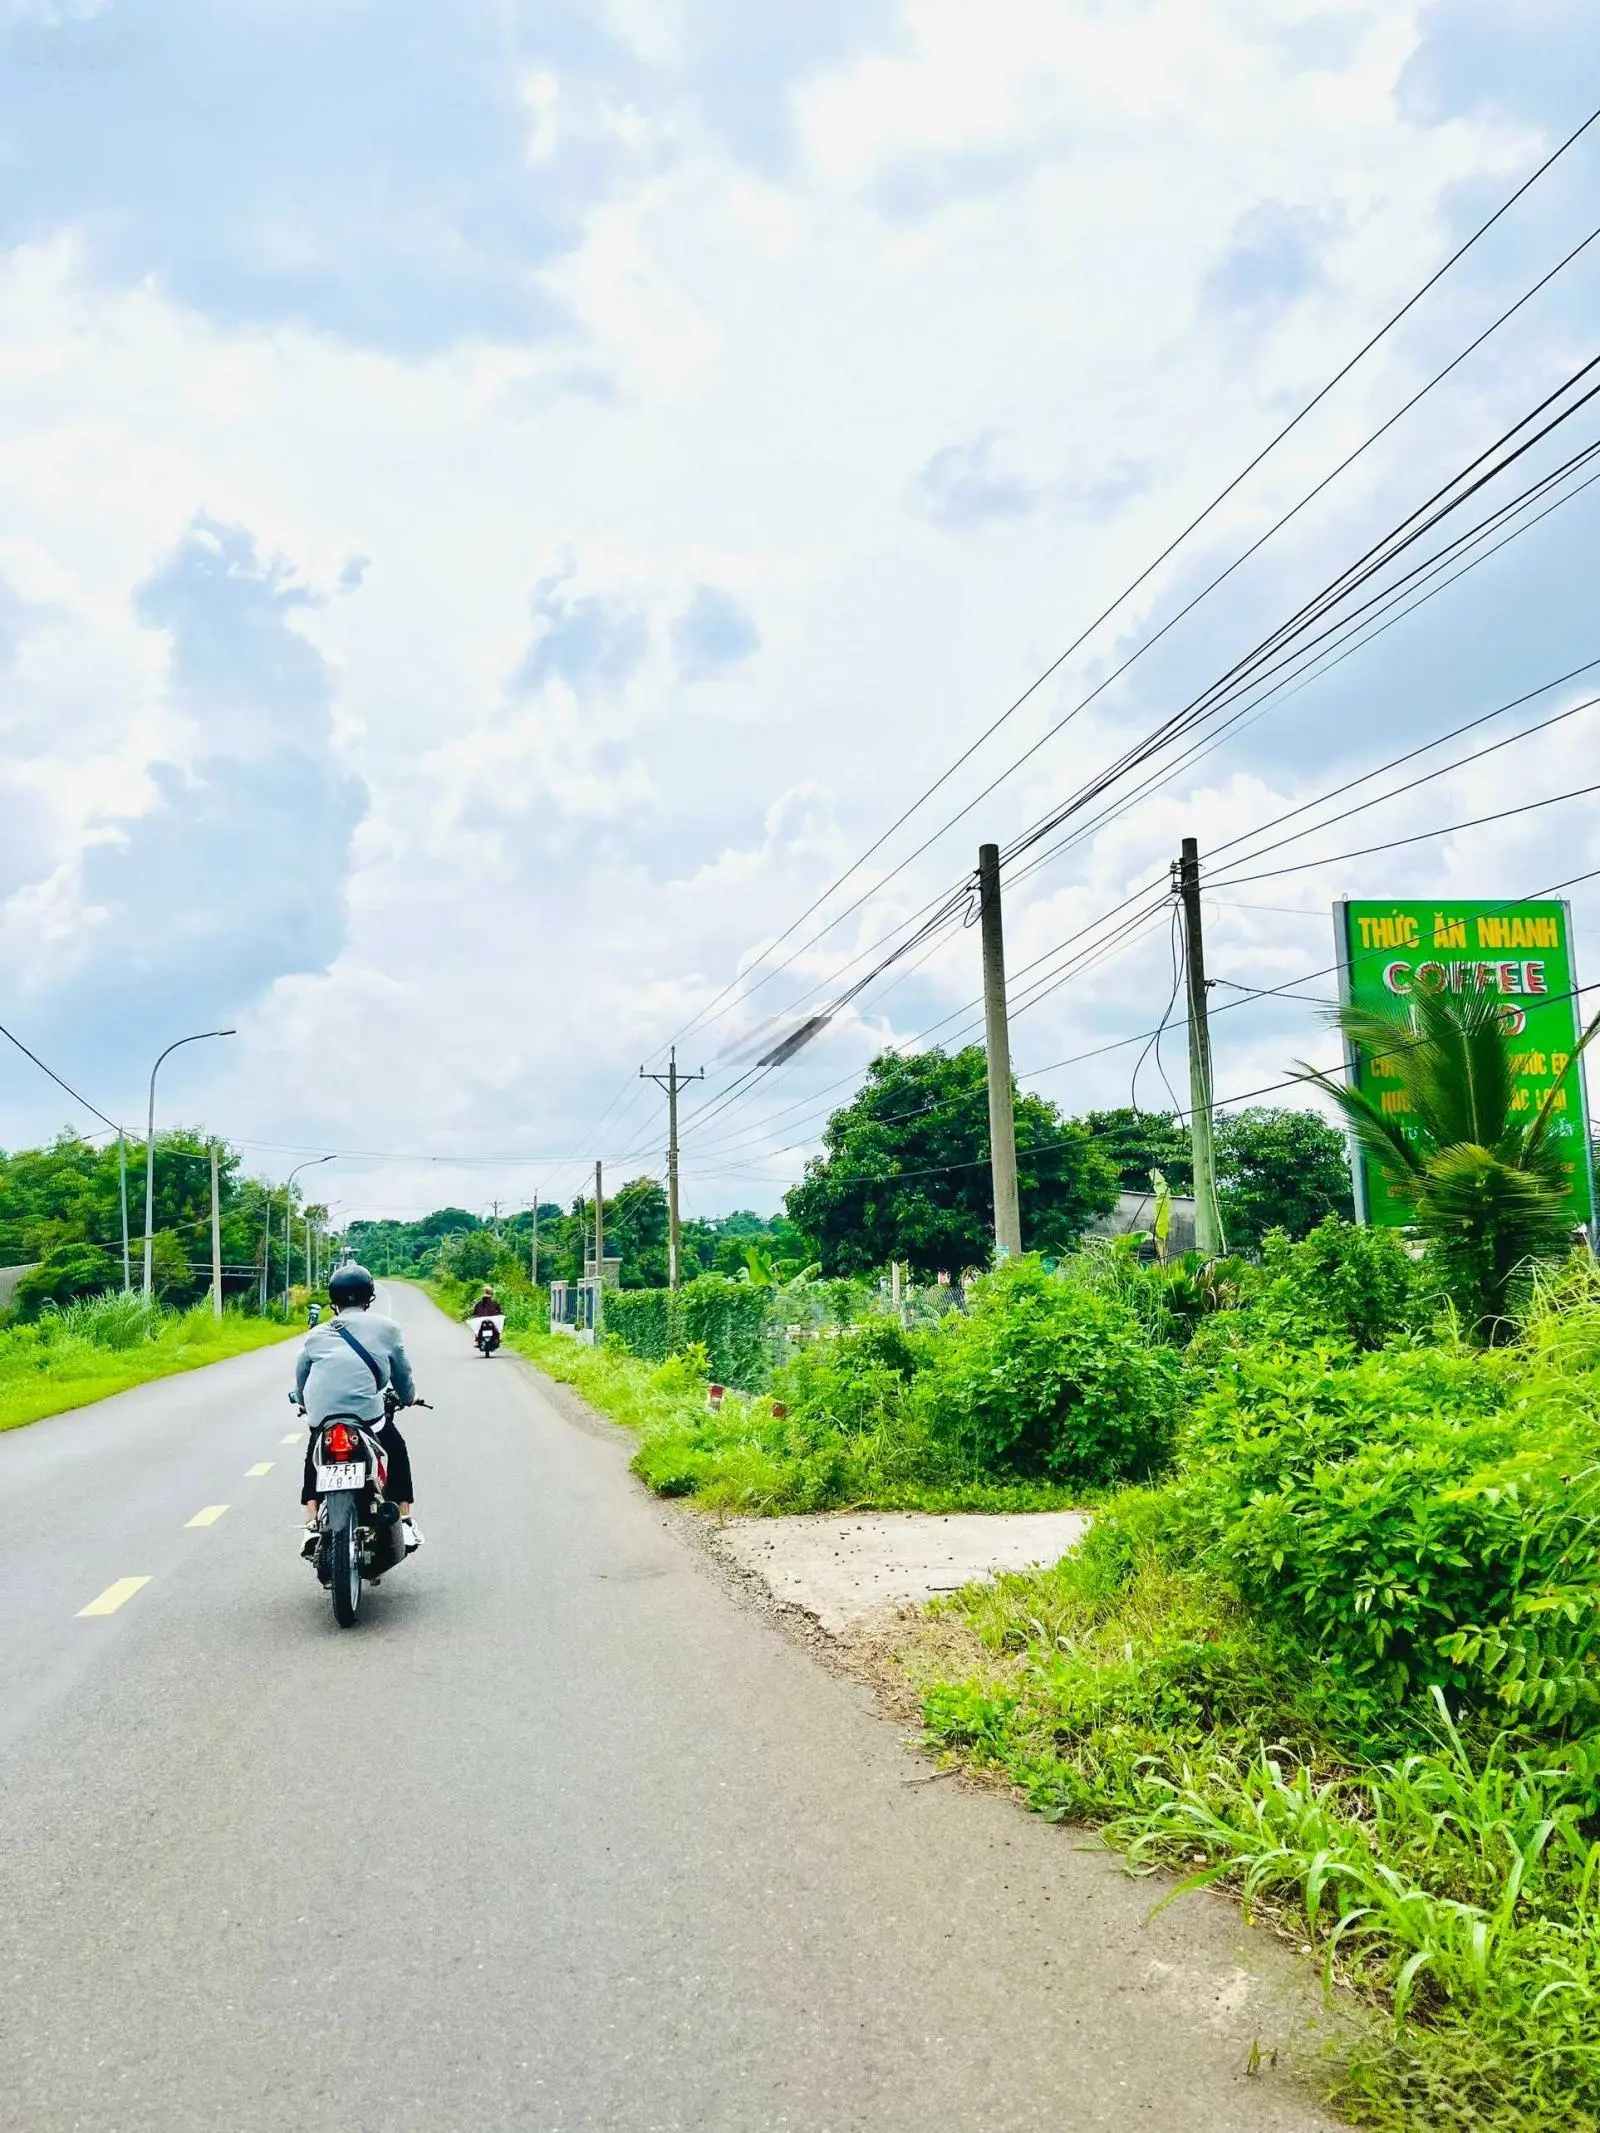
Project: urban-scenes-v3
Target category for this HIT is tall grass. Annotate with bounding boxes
[0,1292,296,1431]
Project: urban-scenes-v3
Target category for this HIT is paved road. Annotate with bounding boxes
[0,1284,1333,2131]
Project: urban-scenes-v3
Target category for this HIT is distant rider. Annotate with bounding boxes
[469,1287,501,1319]
[307,1300,322,1327]
[295,1264,423,1560]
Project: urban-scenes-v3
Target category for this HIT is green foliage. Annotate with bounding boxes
[786,1045,1118,1278]
[917,1519,1600,2131]
[604,1275,780,1388]
[14,1240,116,1315]
[605,1177,670,1289]
[924,1258,1181,1485]
[0,1128,312,1311]
[1213,1104,1354,1246]
[1235,1216,1434,1353]
[679,1211,810,1280]
[425,1269,549,1335]
[901,1254,1600,2128]
[434,1227,505,1285]
[603,1286,677,1362]
[1078,1106,1192,1193]
[1075,1104,1353,1246]
[0,1296,294,1432]
[586,1256,1178,1509]
[1300,986,1593,1340]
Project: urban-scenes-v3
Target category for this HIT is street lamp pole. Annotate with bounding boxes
[283,1156,334,1312]
[143,1029,236,1302]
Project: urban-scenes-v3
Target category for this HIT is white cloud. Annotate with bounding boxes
[0,0,1588,1220]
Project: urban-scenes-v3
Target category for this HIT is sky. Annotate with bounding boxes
[1,0,1598,1235]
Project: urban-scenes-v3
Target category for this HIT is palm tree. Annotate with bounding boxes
[1296,985,1598,1343]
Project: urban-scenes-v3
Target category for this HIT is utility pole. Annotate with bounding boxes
[977,843,1023,1260]
[283,1156,334,1311]
[259,1194,271,1311]
[529,1195,540,1287]
[640,1047,704,1288]
[592,1160,604,1337]
[1175,837,1224,1257]
[118,1132,131,1293]
[142,1027,235,1300]
[209,1141,223,1319]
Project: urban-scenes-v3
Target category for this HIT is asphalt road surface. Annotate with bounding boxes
[0,1284,1335,2132]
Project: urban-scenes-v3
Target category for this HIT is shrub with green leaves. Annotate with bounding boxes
[15,1241,115,1317]
[1178,1344,1600,1712]
[924,1258,1182,1486]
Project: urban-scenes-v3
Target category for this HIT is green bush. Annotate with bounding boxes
[15,1242,115,1317]
[605,1287,675,1361]
[601,1275,778,1390]
[1181,1336,1600,1724]
[1261,1215,1434,1347]
[925,1259,1181,1486]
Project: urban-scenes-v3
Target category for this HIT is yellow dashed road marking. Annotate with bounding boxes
[281,1433,302,1445]
[186,1505,230,1528]
[245,1462,274,1478]
[78,1577,150,1618]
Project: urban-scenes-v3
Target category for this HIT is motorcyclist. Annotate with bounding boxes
[468,1287,500,1320]
[295,1264,423,1560]
[307,1300,323,1327]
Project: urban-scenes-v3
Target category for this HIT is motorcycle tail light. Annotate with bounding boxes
[325,1423,356,1460]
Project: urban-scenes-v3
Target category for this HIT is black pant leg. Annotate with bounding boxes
[377,1419,414,1503]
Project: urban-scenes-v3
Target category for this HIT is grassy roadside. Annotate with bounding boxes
[892,1509,1600,2131]
[513,1253,1600,2129]
[508,1327,1083,1514]
[0,1298,297,1432]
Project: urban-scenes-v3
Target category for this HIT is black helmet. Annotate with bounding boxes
[328,1263,375,1310]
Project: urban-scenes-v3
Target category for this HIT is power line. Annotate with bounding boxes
[681,352,1600,1141]
[684,648,1600,1167]
[0,1018,121,1132]
[655,111,1600,1061]
[1210,779,1600,889]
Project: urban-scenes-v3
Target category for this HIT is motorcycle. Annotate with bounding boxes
[300,1388,430,1627]
[473,1314,503,1358]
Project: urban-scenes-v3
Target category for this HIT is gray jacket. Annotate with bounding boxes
[295,1307,416,1425]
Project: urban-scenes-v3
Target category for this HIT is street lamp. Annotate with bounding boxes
[283,1156,334,1311]
[143,1029,236,1301]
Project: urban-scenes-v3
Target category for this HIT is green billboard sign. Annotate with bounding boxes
[1333,898,1594,1230]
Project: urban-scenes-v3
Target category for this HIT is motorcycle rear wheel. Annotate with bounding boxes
[329,1504,361,1627]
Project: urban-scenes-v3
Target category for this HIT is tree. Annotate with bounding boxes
[606,1178,669,1288]
[1214,1106,1354,1247]
[435,1228,505,1285]
[1298,986,1596,1342]
[14,1241,115,1316]
[0,1127,273,1309]
[1078,1108,1192,1194]
[786,1046,1119,1279]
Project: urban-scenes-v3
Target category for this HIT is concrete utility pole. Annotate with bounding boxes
[977,843,1023,1261]
[118,1133,131,1293]
[1175,837,1224,1257]
[528,1196,540,1286]
[142,1029,235,1301]
[592,1160,604,1337]
[640,1048,704,1289]
[209,1141,223,1319]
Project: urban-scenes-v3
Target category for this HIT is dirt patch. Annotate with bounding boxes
[711,1508,1090,1632]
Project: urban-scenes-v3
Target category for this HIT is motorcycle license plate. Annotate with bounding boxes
[316,1461,366,1491]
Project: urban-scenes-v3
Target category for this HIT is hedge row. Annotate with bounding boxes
[603,1277,778,1390]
